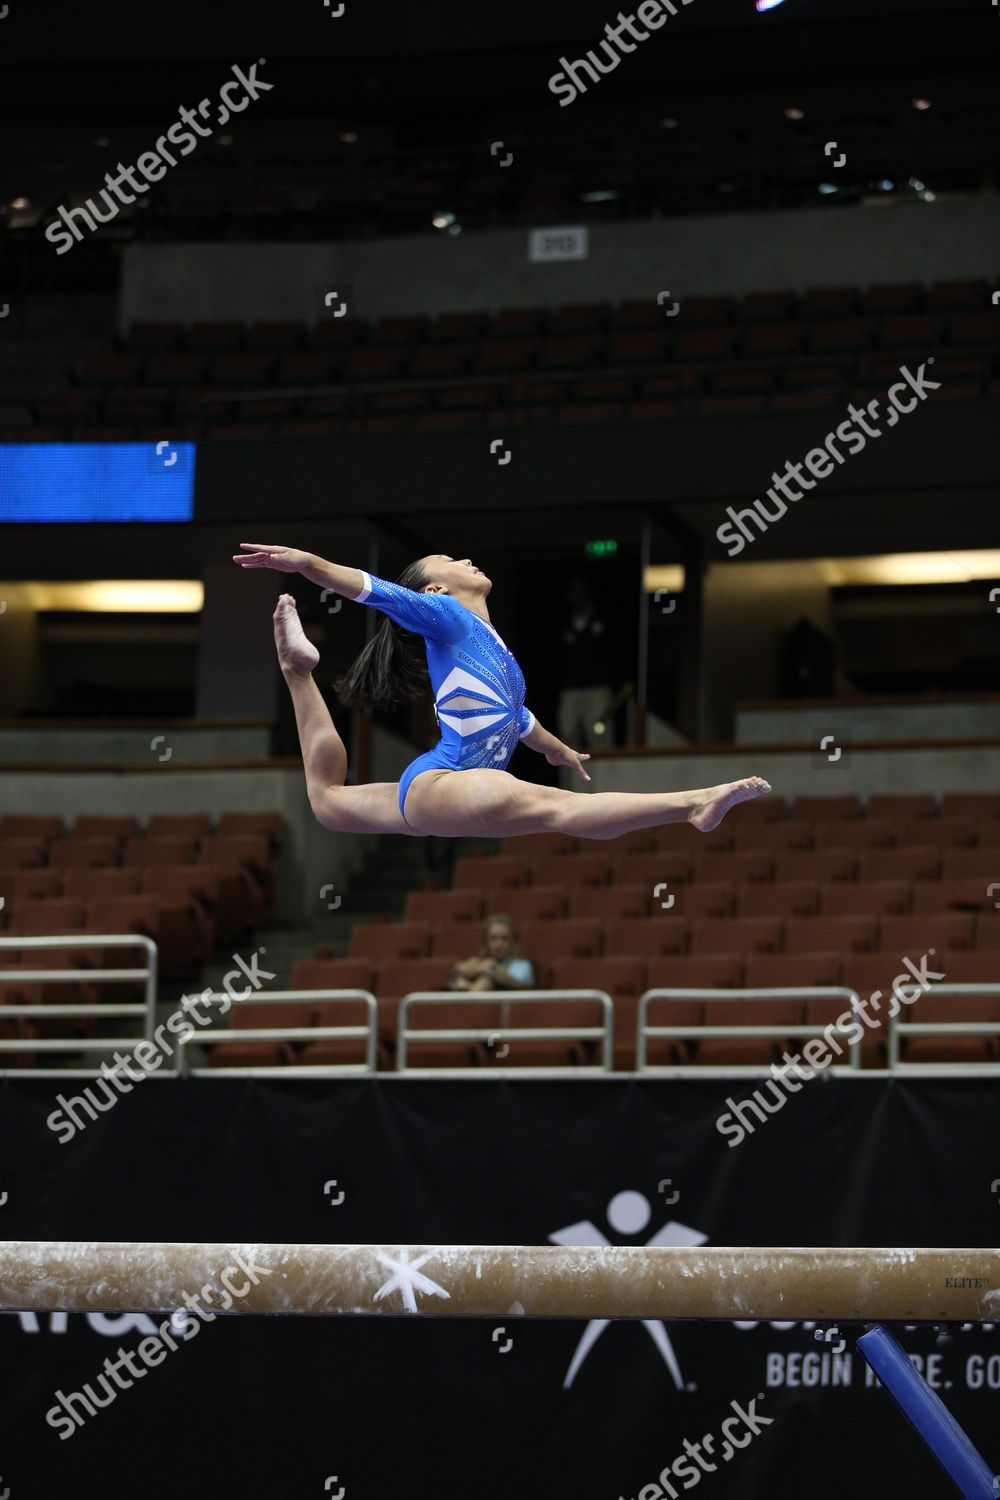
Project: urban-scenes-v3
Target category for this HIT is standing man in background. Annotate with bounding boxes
[556,574,617,791]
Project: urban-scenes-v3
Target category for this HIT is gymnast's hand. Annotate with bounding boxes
[233,543,312,573]
[545,742,592,783]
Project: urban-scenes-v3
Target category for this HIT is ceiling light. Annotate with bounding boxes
[10,197,30,210]
[581,190,619,202]
[784,107,805,121]
[432,212,455,229]
[912,98,932,111]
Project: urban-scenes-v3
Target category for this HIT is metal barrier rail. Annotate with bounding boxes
[0,935,157,1069]
[889,983,1000,1070]
[636,987,864,1072]
[177,989,379,1075]
[397,989,614,1072]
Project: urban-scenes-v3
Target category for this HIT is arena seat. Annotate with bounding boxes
[517,918,603,962]
[745,950,842,989]
[897,817,977,849]
[209,1001,313,1068]
[134,867,216,971]
[696,851,774,884]
[62,876,142,894]
[785,915,878,954]
[813,818,894,850]
[568,885,649,920]
[689,916,782,955]
[821,881,912,916]
[428,922,485,959]
[665,882,736,919]
[974,916,1000,950]
[72,815,140,841]
[901,951,1000,1061]
[399,998,502,1068]
[0,816,64,843]
[791,794,861,821]
[940,793,1000,820]
[911,879,993,913]
[860,847,941,882]
[147,813,213,840]
[49,837,121,870]
[694,995,802,1067]
[349,920,430,961]
[453,854,529,889]
[641,953,744,1065]
[736,881,819,919]
[8,898,86,935]
[732,820,812,851]
[603,917,687,958]
[657,822,733,852]
[878,913,974,955]
[943,849,1000,881]
[122,836,198,866]
[548,956,647,1069]
[532,852,611,887]
[216,811,283,851]
[374,957,457,1045]
[489,886,568,922]
[405,888,485,924]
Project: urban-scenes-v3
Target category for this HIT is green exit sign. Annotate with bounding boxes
[585,539,618,557]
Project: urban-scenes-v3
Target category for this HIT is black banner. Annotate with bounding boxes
[1,1077,999,1499]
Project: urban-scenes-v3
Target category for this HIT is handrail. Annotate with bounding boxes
[397,989,614,1072]
[637,986,863,1072]
[177,989,378,1074]
[0,935,157,1068]
[889,983,1000,1069]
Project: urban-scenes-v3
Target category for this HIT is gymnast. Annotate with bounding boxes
[233,544,771,839]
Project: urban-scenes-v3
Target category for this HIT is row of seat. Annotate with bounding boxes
[0,878,255,969]
[120,286,997,353]
[0,812,282,843]
[407,879,1000,923]
[504,818,993,855]
[452,847,1000,890]
[349,911,1000,961]
[72,313,1000,389]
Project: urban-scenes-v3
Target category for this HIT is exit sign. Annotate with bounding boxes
[585,539,618,557]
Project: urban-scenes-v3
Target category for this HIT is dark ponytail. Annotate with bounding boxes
[333,559,432,708]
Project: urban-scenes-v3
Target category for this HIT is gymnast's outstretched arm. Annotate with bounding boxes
[234,544,366,601]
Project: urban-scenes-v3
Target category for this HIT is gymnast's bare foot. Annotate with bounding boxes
[274,593,320,675]
[688,776,772,832]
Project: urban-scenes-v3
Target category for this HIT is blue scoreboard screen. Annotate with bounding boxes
[0,442,195,522]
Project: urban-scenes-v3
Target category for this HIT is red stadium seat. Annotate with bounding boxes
[821,881,911,916]
[737,882,819,919]
[785,915,877,954]
[689,917,782,956]
[349,921,430,961]
[405,888,485,924]
[568,885,650,920]
[49,838,121,870]
[603,917,688,958]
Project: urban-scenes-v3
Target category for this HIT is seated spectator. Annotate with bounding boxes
[447,915,535,992]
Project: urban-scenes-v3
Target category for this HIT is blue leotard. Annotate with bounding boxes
[351,570,536,825]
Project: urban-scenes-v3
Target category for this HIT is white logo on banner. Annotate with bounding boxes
[548,1190,708,1390]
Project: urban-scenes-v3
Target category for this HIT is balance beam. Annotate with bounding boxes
[2,1244,999,1321]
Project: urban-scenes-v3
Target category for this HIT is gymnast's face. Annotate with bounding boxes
[420,554,492,598]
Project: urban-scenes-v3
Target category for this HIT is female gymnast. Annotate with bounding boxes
[233,543,771,840]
